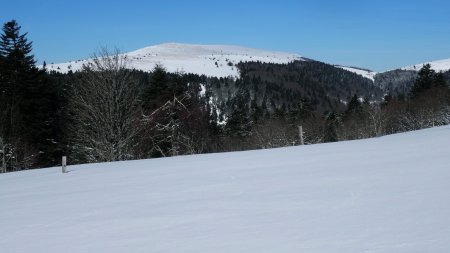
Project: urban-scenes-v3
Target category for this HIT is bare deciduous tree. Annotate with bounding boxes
[143,92,205,157]
[68,48,143,162]
[252,118,296,149]
[364,104,386,137]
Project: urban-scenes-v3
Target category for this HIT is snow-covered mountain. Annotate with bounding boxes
[47,43,382,80]
[45,43,304,78]
[2,126,450,253]
[401,58,450,72]
[44,43,450,86]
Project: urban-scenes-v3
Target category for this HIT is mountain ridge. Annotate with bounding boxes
[45,43,304,78]
[43,43,450,81]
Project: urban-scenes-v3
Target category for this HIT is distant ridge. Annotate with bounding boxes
[401,58,450,72]
[45,43,304,78]
[43,43,450,81]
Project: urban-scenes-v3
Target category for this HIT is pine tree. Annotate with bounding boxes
[0,20,35,68]
[287,98,314,125]
[382,93,392,107]
[433,72,446,88]
[250,99,263,124]
[0,20,38,166]
[345,94,362,115]
[0,20,59,169]
[323,112,338,142]
[142,65,170,111]
[225,106,252,137]
[410,64,436,98]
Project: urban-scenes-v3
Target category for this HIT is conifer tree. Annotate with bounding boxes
[0,20,34,65]
[0,20,58,169]
[225,107,252,137]
[225,91,252,137]
[410,64,436,98]
[0,20,38,169]
[345,94,362,115]
[323,112,338,142]
[142,65,170,111]
[433,72,446,88]
[0,20,35,139]
[250,99,263,124]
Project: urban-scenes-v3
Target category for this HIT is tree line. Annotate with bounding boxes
[1,20,449,172]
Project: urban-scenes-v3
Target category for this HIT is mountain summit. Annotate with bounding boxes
[45,43,304,77]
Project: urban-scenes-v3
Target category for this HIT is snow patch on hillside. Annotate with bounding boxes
[335,65,377,81]
[2,126,450,253]
[44,43,303,78]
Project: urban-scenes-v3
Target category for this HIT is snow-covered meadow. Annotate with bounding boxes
[1,126,450,253]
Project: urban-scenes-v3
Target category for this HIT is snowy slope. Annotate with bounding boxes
[45,43,303,78]
[335,65,377,81]
[336,58,450,81]
[402,58,450,72]
[2,126,450,253]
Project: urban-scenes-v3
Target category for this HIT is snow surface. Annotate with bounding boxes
[402,58,450,72]
[2,126,450,253]
[335,65,377,81]
[44,43,303,78]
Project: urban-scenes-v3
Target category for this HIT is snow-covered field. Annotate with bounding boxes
[1,126,450,253]
[45,43,303,78]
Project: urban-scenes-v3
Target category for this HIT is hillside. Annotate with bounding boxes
[335,58,450,95]
[44,43,386,115]
[45,43,303,77]
[402,58,450,72]
[373,59,450,95]
[1,126,450,253]
[231,60,383,113]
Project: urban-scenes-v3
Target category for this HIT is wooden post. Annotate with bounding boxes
[62,156,67,173]
[1,150,4,173]
[0,139,5,173]
[298,125,304,145]
[2,151,5,173]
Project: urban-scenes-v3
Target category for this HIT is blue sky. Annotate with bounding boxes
[1,0,450,71]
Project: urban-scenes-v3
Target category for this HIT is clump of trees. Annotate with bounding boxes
[67,53,212,162]
[1,19,450,173]
[331,65,450,141]
[0,20,61,172]
[139,65,211,157]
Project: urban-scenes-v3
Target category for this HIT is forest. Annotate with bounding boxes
[1,20,450,172]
